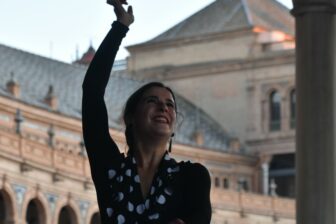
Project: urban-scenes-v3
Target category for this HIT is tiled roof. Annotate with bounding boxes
[145,0,294,44]
[0,43,232,152]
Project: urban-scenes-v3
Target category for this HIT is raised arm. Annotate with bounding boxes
[82,0,134,174]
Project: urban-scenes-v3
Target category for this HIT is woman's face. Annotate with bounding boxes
[133,86,176,139]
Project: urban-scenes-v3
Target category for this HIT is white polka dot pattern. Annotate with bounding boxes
[148,213,160,220]
[167,166,180,173]
[134,175,140,183]
[117,214,125,224]
[108,169,116,179]
[104,152,180,223]
[117,175,123,183]
[145,199,150,209]
[136,204,145,214]
[128,202,134,212]
[156,195,166,205]
[164,187,173,196]
[150,186,155,195]
[106,207,113,217]
[118,192,124,201]
[157,178,162,187]
[125,169,131,176]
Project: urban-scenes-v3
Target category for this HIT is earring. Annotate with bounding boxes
[168,133,175,152]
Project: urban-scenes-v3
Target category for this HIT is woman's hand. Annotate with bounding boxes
[107,0,134,27]
[168,218,185,224]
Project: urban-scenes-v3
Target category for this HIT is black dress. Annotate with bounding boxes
[82,21,212,224]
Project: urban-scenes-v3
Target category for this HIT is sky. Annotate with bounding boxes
[0,0,293,63]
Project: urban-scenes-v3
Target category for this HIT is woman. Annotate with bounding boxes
[82,1,212,223]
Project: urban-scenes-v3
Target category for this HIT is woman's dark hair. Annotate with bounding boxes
[123,82,177,155]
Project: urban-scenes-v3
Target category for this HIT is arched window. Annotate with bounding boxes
[270,91,281,131]
[0,190,14,224]
[0,193,5,223]
[26,200,42,224]
[58,206,77,224]
[90,212,101,224]
[290,89,296,129]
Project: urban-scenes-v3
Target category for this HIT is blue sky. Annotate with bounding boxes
[0,0,293,63]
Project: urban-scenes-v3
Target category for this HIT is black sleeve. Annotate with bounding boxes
[82,21,129,180]
[183,163,212,224]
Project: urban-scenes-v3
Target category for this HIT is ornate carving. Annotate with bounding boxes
[12,184,27,218]
[52,173,63,183]
[20,162,32,173]
[14,109,24,135]
[78,200,90,220]
[45,193,58,216]
[84,181,93,191]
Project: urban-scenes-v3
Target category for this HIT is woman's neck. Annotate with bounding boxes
[134,140,166,169]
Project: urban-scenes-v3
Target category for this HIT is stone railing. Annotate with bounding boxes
[211,188,295,219]
[0,127,91,182]
[0,122,296,223]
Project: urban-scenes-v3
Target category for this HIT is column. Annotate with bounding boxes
[259,155,272,195]
[261,162,269,195]
[291,1,336,223]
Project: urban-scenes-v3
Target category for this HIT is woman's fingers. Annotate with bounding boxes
[114,0,125,11]
[107,0,134,26]
[107,0,124,11]
[127,6,133,16]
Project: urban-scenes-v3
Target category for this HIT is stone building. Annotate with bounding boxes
[127,0,297,198]
[0,0,296,223]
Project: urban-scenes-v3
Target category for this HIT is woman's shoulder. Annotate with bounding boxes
[178,161,211,183]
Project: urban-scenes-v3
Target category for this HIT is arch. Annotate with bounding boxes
[58,206,78,224]
[89,212,101,224]
[0,182,17,223]
[54,197,80,224]
[21,189,49,224]
[289,89,296,129]
[0,193,5,223]
[25,199,46,224]
[269,90,282,131]
[269,153,295,198]
[85,204,99,224]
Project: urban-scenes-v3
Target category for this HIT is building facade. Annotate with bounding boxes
[127,0,296,199]
[0,0,296,223]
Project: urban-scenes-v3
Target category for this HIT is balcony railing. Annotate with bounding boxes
[211,189,295,219]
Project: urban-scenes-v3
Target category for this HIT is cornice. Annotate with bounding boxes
[172,144,257,166]
[137,50,295,81]
[0,95,82,133]
[246,131,295,145]
[127,27,255,52]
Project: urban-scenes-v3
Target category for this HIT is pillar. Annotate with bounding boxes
[291,0,336,223]
[261,162,269,195]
